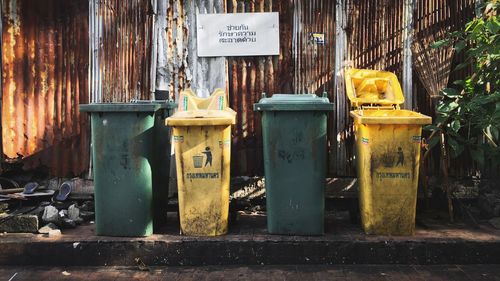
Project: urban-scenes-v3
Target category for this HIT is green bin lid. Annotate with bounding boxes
[253,94,334,111]
[79,101,176,112]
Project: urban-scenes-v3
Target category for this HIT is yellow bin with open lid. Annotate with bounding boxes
[166,89,235,236]
[346,69,432,235]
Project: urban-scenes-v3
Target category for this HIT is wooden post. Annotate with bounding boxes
[333,0,349,176]
[150,0,158,99]
[87,0,102,178]
[89,0,101,103]
[402,0,415,109]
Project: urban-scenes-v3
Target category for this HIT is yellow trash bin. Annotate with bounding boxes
[166,88,236,236]
[346,69,432,235]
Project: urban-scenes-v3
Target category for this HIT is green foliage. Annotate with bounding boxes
[427,1,500,169]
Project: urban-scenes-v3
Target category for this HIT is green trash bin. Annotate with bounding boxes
[254,94,333,235]
[131,100,177,230]
[80,101,175,236]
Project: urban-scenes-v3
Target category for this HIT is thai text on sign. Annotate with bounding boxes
[197,12,280,57]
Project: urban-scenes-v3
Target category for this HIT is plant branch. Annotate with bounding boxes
[484,127,499,148]
[422,72,478,161]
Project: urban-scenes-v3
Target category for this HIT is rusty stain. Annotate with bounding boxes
[227,0,336,176]
[94,0,154,102]
[0,0,478,179]
[1,0,89,176]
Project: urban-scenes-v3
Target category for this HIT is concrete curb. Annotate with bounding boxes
[1,237,499,266]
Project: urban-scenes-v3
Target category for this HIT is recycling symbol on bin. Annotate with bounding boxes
[193,146,212,168]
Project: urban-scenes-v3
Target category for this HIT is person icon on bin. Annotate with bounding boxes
[396,147,404,166]
[202,146,212,167]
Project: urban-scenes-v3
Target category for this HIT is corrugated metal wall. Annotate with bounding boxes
[154,0,226,100]
[228,0,293,175]
[155,0,190,98]
[292,0,337,175]
[331,0,476,177]
[413,0,476,177]
[0,0,478,178]
[292,0,336,96]
[228,0,337,175]
[347,0,405,76]
[1,0,89,176]
[333,0,408,177]
[227,0,476,176]
[414,0,475,116]
[90,0,154,102]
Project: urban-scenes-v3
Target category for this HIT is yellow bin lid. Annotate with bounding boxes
[166,88,236,126]
[345,68,405,108]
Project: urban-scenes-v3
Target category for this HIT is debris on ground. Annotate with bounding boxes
[68,204,80,221]
[0,176,95,233]
[47,229,62,237]
[135,257,150,271]
[42,206,60,224]
[39,223,59,234]
[0,214,39,233]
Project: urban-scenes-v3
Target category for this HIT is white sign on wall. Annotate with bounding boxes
[197,12,280,57]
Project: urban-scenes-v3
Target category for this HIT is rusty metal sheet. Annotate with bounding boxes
[227,0,337,176]
[1,0,89,176]
[225,0,477,177]
[133,0,478,179]
[413,0,476,177]
[91,0,154,102]
[335,0,407,177]
[227,0,291,176]
[347,0,404,77]
[0,0,478,179]
[292,0,338,176]
[155,0,191,99]
[154,0,226,101]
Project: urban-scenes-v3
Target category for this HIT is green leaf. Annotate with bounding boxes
[452,80,466,87]
[442,88,460,98]
[465,21,476,32]
[427,135,440,150]
[435,115,447,124]
[424,124,441,132]
[486,18,500,34]
[491,125,499,140]
[431,39,450,48]
[471,20,485,35]
[438,100,459,113]
[447,137,464,158]
[454,41,466,53]
[477,95,493,105]
[455,145,465,157]
[475,3,486,18]
[470,147,485,166]
[451,120,461,132]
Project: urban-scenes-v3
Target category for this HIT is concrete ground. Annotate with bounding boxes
[1,265,500,281]
[2,211,500,266]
